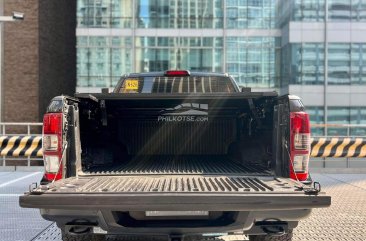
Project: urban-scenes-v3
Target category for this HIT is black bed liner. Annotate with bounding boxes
[83,156,271,176]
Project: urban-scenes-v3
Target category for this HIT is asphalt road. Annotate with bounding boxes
[0,172,365,241]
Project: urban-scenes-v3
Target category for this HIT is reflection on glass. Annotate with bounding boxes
[77,36,133,87]
[328,0,351,20]
[277,0,366,23]
[285,43,366,86]
[76,0,366,90]
[226,37,279,88]
[227,0,275,29]
[326,107,366,136]
[350,107,366,136]
[328,44,351,85]
[294,0,325,21]
[136,0,223,28]
[307,106,325,136]
[76,0,366,28]
[135,37,223,73]
[351,0,366,21]
[351,44,366,85]
[283,43,324,85]
[77,0,133,28]
[327,107,350,136]
[302,44,325,84]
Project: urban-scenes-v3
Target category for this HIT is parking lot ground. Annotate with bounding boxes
[0,172,365,241]
[293,174,366,241]
[0,172,52,241]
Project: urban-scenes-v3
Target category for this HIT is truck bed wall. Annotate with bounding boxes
[77,96,275,172]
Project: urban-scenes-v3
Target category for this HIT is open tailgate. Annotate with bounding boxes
[20,175,330,211]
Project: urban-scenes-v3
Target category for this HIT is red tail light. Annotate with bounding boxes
[290,112,310,181]
[165,70,190,76]
[42,113,63,182]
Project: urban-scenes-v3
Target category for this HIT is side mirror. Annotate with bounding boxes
[101,88,109,94]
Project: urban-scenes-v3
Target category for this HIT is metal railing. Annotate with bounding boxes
[0,122,43,167]
[311,124,366,138]
[0,122,43,135]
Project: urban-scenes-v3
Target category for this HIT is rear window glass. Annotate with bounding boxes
[118,76,236,93]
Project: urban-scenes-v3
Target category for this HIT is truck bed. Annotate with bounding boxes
[82,156,271,176]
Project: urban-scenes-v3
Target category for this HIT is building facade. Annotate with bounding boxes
[0,0,76,122]
[76,0,366,136]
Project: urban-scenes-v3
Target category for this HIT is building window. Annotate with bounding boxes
[327,107,350,136]
[76,36,133,87]
[328,44,351,85]
[302,43,325,85]
[284,43,324,85]
[77,0,133,28]
[351,0,366,21]
[327,107,366,136]
[351,44,366,85]
[226,37,279,88]
[136,0,223,29]
[292,0,325,22]
[350,107,366,136]
[226,0,275,29]
[328,0,351,21]
[307,106,325,136]
[135,37,223,73]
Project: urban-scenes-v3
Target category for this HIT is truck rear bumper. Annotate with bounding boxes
[39,208,310,235]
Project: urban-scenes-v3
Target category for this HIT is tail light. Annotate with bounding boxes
[42,113,63,182]
[290,112,310,181]
[165,70,190,76]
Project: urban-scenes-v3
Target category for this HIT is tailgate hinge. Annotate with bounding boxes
[297,181,321,195]
[28,182,49,195]
[28,182,38,192]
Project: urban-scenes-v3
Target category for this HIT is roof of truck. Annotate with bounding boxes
[114,71,240,93]
[125,71,230,78]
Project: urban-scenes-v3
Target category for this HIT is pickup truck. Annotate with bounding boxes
[20,70,330,241]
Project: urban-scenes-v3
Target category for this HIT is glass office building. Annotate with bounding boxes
[77,0,366,136]
[77,0,280,89]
